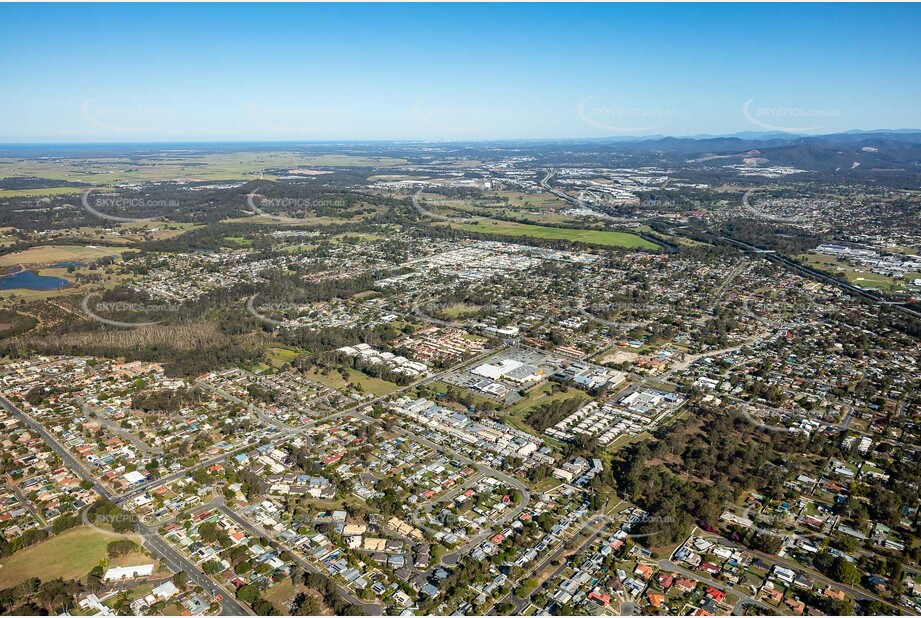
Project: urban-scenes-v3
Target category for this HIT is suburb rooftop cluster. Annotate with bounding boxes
[0,132,919,618]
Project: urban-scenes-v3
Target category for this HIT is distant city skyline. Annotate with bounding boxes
[1,3,919,142]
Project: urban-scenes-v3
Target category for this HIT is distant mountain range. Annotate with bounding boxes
[598,130,921,171]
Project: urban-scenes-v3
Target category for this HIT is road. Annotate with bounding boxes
[492,510,616,615]
[195,379,290,430]
[119,342,507,505]
[713,232,921,320]
[656,559,772,614]
[208,500,383,615]
[80,397,163,457]
[704,535,912,615]
[378,415,531,566]
[3,340,529,615]
[539,170,657,227]
[2,343,512,615]
[0,394,252,616]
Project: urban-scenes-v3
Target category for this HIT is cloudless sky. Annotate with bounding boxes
[1,3,919,142]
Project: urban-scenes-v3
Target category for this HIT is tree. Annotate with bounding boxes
[106,539,139,558]
[236,584,261,605]
[171,571,188,588]
[832,557,862,586]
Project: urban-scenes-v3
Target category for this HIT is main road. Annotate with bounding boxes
[0,394,252,616]
[202,498,383,615]
[1,342,511,615]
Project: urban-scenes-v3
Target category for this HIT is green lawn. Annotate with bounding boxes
[506,385,590,431]
[437,302,483,319]
[266,346,300,368]
[444,219,658,249]
[0,526,142,588]
[304,366,400,397]
[801,253,914,292]
[224,236,254,247]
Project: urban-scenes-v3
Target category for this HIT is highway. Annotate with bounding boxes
[712,232,921,320]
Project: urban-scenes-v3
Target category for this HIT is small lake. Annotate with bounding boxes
[0,270,71,291]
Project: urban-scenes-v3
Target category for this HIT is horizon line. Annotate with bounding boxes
[1,128,920,148]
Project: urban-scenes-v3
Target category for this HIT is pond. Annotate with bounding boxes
[0,270,71,291]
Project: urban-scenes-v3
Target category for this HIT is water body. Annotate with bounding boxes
[0,270,70,290]
[50,261,86,268]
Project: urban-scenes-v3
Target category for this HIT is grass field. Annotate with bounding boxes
[266,346,300,368]
[0,186,86,198]
[263,578,296,610]
[0,526,143,589]
[505,384,591,438]
[0,244,125,268]
[224,235,254,247]
[801,253,914,292]
[485,190,571,211]
[442,219,658,249]
[2,153,406,185]
[412,190,583,226]
[437,302,482,319]
[0,153,408,193]
[297,155,407,167]
[304,366,400,397]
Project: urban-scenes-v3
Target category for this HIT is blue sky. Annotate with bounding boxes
[1,3,919,142]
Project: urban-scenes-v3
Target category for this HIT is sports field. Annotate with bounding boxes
[0,526,144,588]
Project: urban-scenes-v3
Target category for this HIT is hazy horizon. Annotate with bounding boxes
[3,126,921,148]
[2,3,920,142]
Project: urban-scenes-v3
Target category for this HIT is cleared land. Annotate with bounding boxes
[0,244,125,268]
[266,346,300,368]
[304,366,401,397]
[0,153,408,190]
[0,186,86,198]
[442,219,658,249]
[486,190,571,211]
[800,253,916,292]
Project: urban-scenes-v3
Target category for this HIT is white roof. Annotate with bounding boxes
[472,359,523,380]
[152,580,180,600]
[123,470,146,484]
[103,564,154,581]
